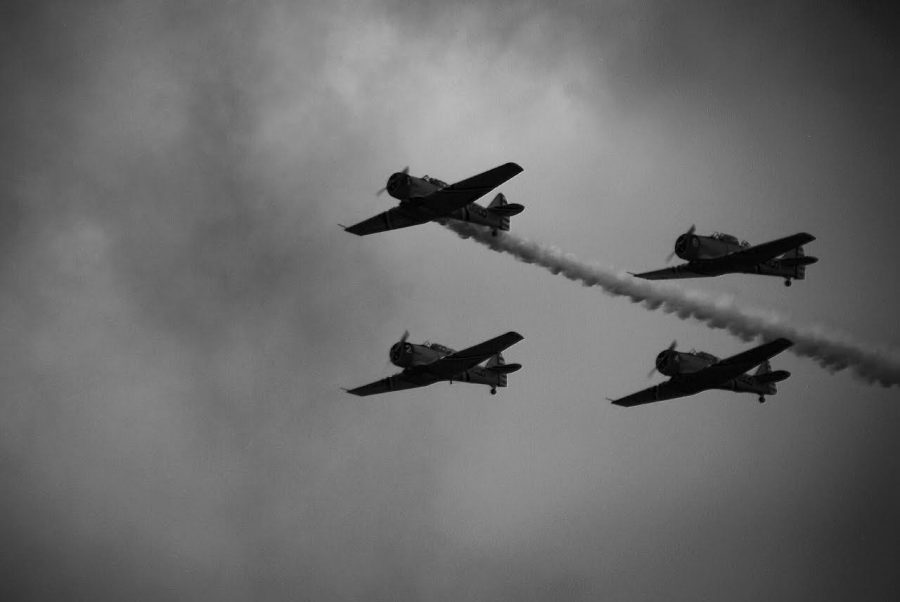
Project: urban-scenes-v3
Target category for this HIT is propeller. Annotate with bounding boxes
[666,224,695,262]
[376,166,409,197]
[647,340,677,378]
[385,329,411,371]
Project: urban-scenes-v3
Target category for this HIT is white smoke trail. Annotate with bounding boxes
[441,220,900,387]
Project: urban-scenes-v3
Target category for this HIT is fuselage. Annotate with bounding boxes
[654,348,787,397]
[383,171,519,231]
[673,231,817,280]
[388,339,506,387]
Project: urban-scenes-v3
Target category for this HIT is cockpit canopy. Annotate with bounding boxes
[421,175,448,188]
[710,232,750,247]
[694,351,718,364]
[710,232,738,244]
[425,341,453,356]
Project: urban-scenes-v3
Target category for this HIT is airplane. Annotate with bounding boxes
[345,330,524,396]
[342,163,525,236]
[632,226,818,286]
[607,338,794,406]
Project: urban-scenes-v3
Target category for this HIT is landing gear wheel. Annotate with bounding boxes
[784,279,792,287]
[758,396,766,403]
[491,229,498,237]
[490,387,497,395]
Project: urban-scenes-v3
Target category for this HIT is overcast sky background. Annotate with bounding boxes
[3,1,899,600]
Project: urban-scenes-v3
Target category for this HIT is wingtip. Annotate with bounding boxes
[504,162,524,174]
[768,337,794,351]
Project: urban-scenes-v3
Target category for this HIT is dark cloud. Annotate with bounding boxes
[0,2,416,599]
[2,1,899,600]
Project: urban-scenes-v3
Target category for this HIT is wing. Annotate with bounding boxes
[609,379,703,407]
[722,233,815,268]
[344,370,438,396]
[423,331,524,379]
[631,264,716,280]
[418,162,523,217]
[696,338,793,384]
[344,206,430,236]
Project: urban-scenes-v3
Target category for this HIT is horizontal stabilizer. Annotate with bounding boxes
[488,203,524,217]
[755,369,790,384]
[779,255,818,267]
[487,362,522,375]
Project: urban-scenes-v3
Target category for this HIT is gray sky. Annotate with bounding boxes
[3,1,899,600]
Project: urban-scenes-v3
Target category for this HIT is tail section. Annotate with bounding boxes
[754,369,791,385]
[487,193,507,210]
[486,193,525,232]
[754,360,771,377]
[749,360,790,396]
[485,353,522,387]
[779,246,817,280]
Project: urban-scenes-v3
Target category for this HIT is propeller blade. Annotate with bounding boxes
[648,340,677,378]
[399,330,409,344]
[376,166,410,197]
[666,225,695,262]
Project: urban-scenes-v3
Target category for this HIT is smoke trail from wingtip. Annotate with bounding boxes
[441,220,900,387]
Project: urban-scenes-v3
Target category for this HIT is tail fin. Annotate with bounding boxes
[486,193,525,232]
[485,353,522,386]
[487,193,507,210]
[485,353,508,388]
[780,246,807,280]
[753,359,790,396]
[752,360,789,394]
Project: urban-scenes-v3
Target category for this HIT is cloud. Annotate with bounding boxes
[3,1,899,600]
